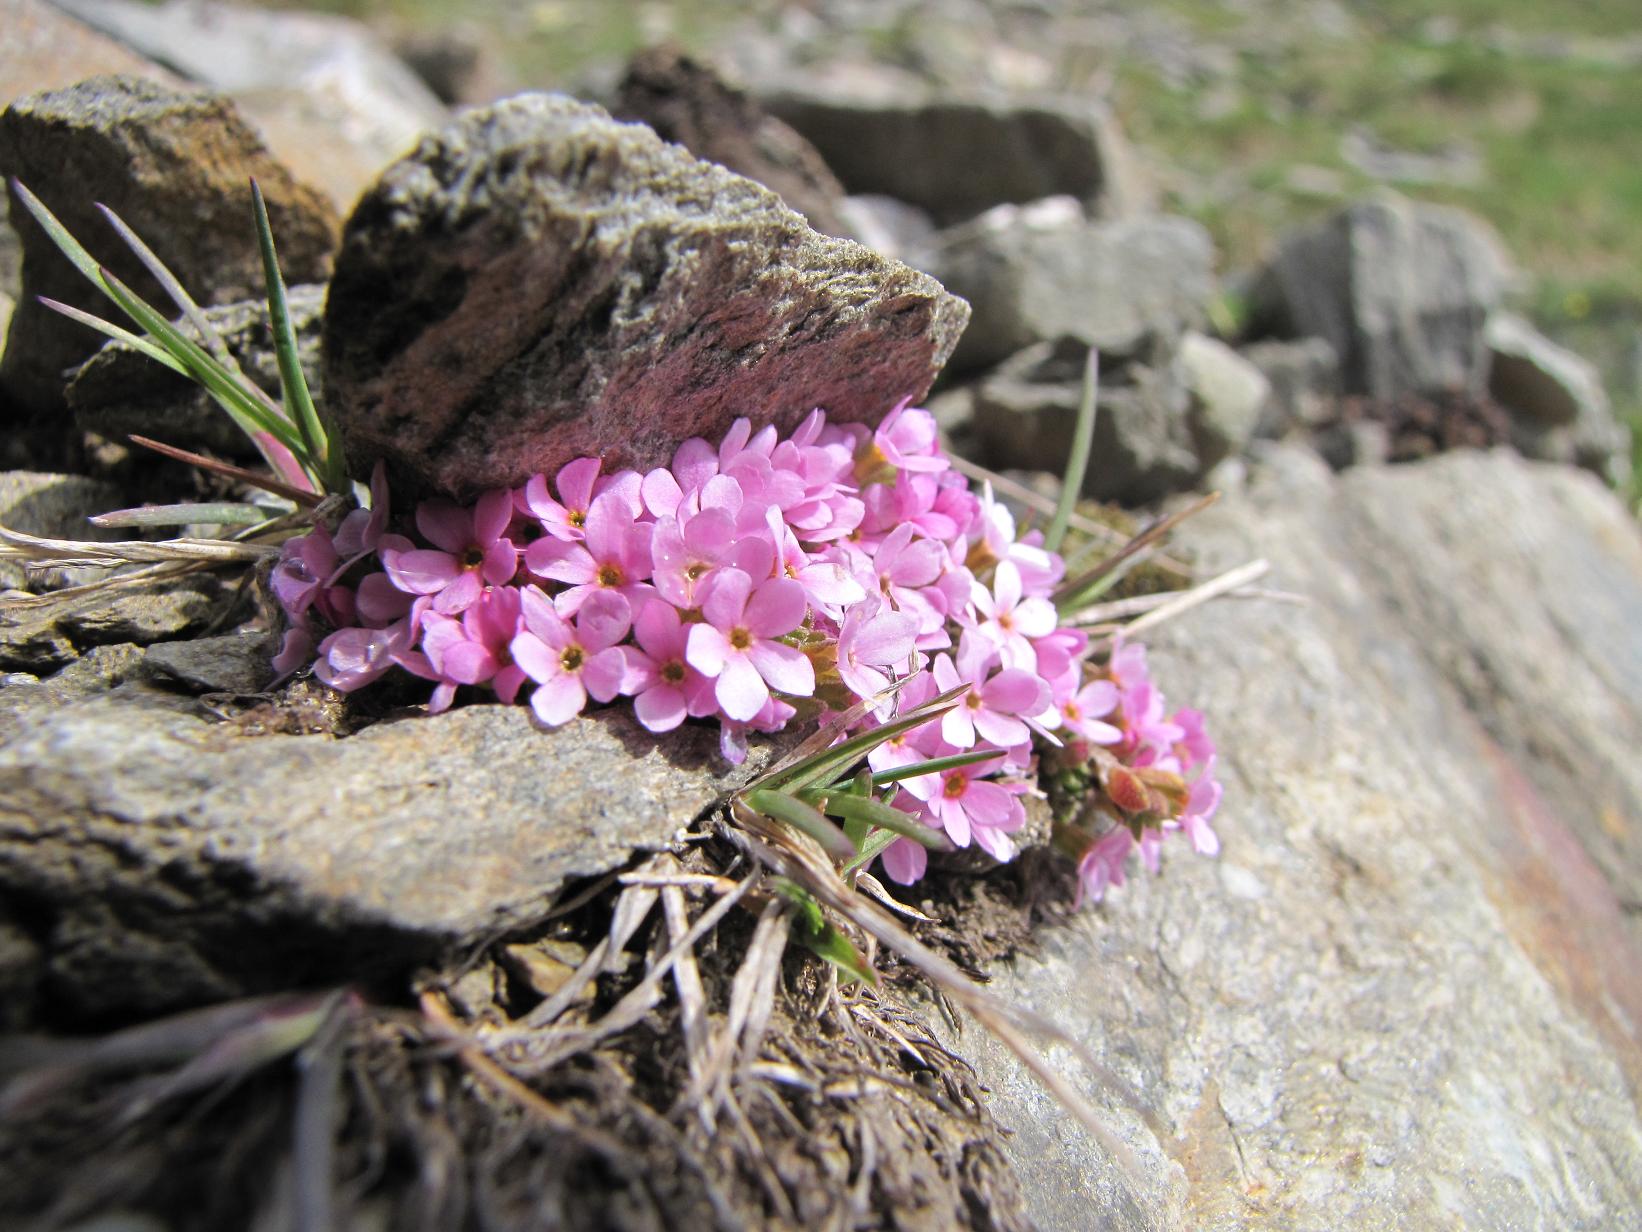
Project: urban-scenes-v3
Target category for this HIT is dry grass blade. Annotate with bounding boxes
[946,453,1193,575]
[129,435,323,508]
[1067,583,1307,626]
[0,524,278,568]
[727,812,1163,1183]
[662,879,712,1108]
[0,560,209,608]
[1090,558,1271,645]
[1053,491,1220,607]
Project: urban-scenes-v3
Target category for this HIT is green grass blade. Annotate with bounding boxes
[10,178,107,287]
[742,788,858,864]
[761,683,971,796]
[93,202,227,364]
[37,297,185,375]
[868,748,1003,787]
[1045,347,1099,555]
[822,793,951,850]
[772,879,876,986]
[98,267,305,455]
[252,179,342,493]
[840,828,901,877]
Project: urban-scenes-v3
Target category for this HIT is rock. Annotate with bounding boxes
[323,93,969,501]
[0,0,182,106]
[613,45,850,239]
[835,194,939,267]
[0,75,337,425]
[1241,336,1339,437]
[763,91,1152,226]
[68,284,325,461]
[392,22,514,108]
[971,339,1202,506]
[0,470,122,591]
[929,205,1215,372]
[50,0,449,214]
[1175,331,1267,468]
[0,693,788,1017]
[1485,311,1631,486]
[142,631,272,694]
[1247,191,1511,400]
[0,574,236,673]
[950,447,1642,1229]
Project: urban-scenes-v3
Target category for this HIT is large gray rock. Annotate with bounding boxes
[0,75,336,422]
[1247,191,1511,401]
[1241,336,1339,437]
[948,447,1642,1229]
[323,93,969,501]
[764,91,1152,226]
[0,690,786,1018]
[50,0,449,214]
[68,283,325,460]
[0,573,235,672]
[1176,331,1267,466]
[929,202,1215,373]
[1485,310,1631,486]
[972,338,1207,505]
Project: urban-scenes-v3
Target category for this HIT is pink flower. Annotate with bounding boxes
[1075,826,1132,905]
[971,560,1057,670]
[525,488,655,616]
[381,490,517,615]
[871,399,946,473]
[649,506,737,609]
[1174,758,1222,856]
[621,599,713,733]
[899,750,1022,853]
[519,457,603,542]
[510,587,631,727]
[420,584,527,713]
[932,639,1049,751]
[835,597,919,704]
[314,617,424,692]
[1041,677,1122,746]
[685,569,814,722]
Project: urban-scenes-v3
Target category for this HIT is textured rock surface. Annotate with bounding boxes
[0,470,121,591]
[972,339,1205,505]
[948,447,1642,1229]
[930,204,1214,372]
[0,573,236,673]
[0,75,336,421]
[614,45,850,238]
[764,91,1152,225]
[0,0,181,106]
[323,93,969,500]
[1248,191,1511,401]
[1485,310,1631,486]
[0,692,788,1018]
[69,284,326,460]
[51,0,448,213]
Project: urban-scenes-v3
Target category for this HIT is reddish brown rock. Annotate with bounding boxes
[322,93,969,501]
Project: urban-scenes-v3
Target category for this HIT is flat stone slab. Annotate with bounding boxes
[0,690,782,1017]
[947,447,1642,1229]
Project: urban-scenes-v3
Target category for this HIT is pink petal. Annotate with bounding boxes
[384,549,460,595]
[938,797,971,848]
[532,543,597,586]
[530,672,587,727]
[635,683,688,732]
[880,836,928,885]
[641,467,683,518]
[473,488,514,545]
[715,654,769,722]
[509,632,560,684]
[1013,596,1058,639]
[557,457,601,510]
[747,640,815,697]
[582,646,628,703]
[481,539,518,585]
[443,640,497,685]
[743,576,807,637]
[494,665,527,704]
[685,623,731,677]
[432,570,483,614]
[576,590,632,650]
[983,668,1050,715]
[416,501,471,554]
[962,780,1016,828]
[973,710,1030,749]
[700,568,751,630]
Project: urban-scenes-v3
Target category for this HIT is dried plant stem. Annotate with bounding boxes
[1054,491,1220,608]
[1067,581,1304,626]
[0,524,278,569]
[1081,558,1271,651]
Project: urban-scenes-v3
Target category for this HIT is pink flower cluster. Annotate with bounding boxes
[271,403,1218,894]
[1065,641,1222,903]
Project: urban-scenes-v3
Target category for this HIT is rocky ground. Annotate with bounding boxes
[0,1,1639,1229]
